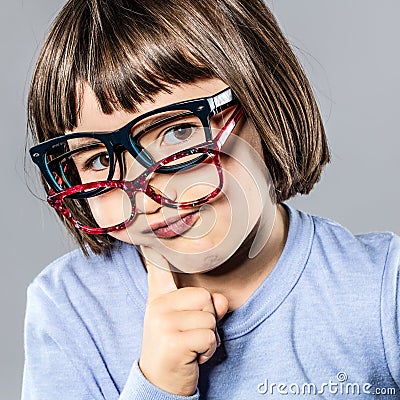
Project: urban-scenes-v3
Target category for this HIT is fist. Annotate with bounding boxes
[138,246,229,396]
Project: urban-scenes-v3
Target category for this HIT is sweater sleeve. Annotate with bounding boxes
[22,282,200,400]
[119,361,200,400]
[381,233,400,387]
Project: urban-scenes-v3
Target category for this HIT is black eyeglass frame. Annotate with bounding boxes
[30,87,238,194]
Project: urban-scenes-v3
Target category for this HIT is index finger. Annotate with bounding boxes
[140,246,177,302]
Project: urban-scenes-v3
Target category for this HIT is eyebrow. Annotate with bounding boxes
[68,140,106,152]
[46,141,106,167]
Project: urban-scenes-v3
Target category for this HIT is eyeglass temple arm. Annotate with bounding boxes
[215,106,244,150]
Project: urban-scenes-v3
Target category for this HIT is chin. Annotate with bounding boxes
[166,250,226,274]
[158,234,239,274]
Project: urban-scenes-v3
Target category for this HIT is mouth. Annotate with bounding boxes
[142,210,201,239]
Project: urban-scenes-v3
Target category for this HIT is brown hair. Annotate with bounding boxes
[28,0,330,255]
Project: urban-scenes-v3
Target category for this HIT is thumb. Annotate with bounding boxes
[211,293,229,321]
[140,246,177,302]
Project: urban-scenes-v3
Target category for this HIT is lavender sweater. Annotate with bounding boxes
[22,204,400,399]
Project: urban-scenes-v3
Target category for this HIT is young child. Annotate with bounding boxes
[22,0,400,399]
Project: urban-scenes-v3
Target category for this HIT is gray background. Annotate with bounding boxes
[1,1,399,398]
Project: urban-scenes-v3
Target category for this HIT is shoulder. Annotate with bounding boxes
[27,241,144,306]
[307,208,398,271]
[284,203,400,293]
[284,204,400,301]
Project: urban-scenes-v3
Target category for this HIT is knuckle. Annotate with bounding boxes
[206,329,216,347]
[146,311,171,332]
[197,287,212,302]
[206,312,217,329]
[146,295,171,316]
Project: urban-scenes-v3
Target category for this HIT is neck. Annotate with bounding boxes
[174,203,289,311]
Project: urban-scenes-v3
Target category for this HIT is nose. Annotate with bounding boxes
[134,191,161,214]
[122,151,180,214]
[134,174,179,215]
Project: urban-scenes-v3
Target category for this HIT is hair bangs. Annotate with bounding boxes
[28,0,214,143]
[81,10,215,115]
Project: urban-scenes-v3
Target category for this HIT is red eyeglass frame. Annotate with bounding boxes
[47,105,245,234]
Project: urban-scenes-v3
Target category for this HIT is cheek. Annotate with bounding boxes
[240,120,265,160]
[155,156,261,255]
[88,189,132,229]
[220,150,264,221]
[153,160,221,205]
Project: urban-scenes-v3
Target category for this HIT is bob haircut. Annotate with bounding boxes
[28,0,330,256]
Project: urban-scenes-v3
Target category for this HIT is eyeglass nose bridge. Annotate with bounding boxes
[111,131,156,175]
[123,173,165,205]
[119,178,177,228]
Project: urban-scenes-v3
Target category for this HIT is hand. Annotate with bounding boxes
[138,247,229,396]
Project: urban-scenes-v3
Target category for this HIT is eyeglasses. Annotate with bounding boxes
[30,87,238,195]
[46,105,244,234]
[30,87,245,234]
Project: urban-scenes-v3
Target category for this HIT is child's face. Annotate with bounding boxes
[73,78,276,273]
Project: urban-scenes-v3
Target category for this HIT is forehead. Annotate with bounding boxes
[72,78,227,133]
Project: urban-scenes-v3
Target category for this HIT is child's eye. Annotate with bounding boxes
[161,124,199,145]
[84,152,110,171]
